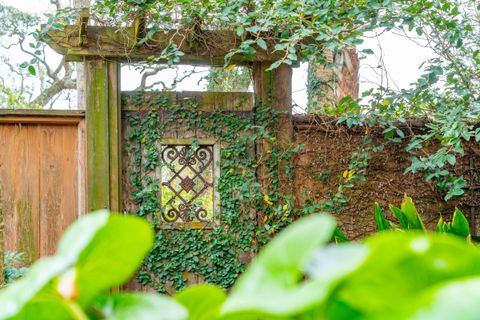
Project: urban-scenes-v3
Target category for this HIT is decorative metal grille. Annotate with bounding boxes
[160,144,215,224]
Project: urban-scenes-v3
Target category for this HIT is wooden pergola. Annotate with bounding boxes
[45,22,295,213]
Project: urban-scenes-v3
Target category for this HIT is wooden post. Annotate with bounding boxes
[74,0,90,109]
[0,203,4,287]
[253,62,293,195]
[85,60,122,212]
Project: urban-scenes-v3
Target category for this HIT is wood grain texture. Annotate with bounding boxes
[44,26,289,65]
[122,91,254,112]
[85,59,122,213]
[0,114,85,263]
[0,199,3,286]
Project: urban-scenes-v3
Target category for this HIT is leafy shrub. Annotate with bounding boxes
[0,211,186,320]
[3,252,28,286]
[374,195,471,240]
[1,210,480,319]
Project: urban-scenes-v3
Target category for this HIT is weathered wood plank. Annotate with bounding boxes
[86,60,110,211]
[122,91,254,112]
[0,189,4,287]
[86,60,122,212]
[0,109,85,117]
[0,124,10,282]
[45,26,285,65]
[109,62,122,213]
[0,119,84,264]
[77,118,86,216]
[2,125,41,264]
[38,125,79,256]
[0,124,7,286]
[59,125,79,249]
[39,126,62,257]
[21,125,40,263]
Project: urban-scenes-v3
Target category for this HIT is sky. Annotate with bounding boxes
[1,0,435,110]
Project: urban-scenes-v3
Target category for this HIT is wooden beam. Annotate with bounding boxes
[0,109,85,117]
[86,60,122,212]
[44,26,287,65]
[0,110,85,125]
[121,91,254,112]
[77,8,89,46]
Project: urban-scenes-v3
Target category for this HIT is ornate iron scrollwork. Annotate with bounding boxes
[160,145,214,224]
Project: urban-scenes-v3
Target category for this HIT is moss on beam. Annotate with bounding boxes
[43,25,291,65]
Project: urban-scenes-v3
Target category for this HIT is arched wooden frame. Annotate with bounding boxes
[44,24,294,213]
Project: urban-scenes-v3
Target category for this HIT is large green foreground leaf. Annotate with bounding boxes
[175,284,227,320]
[92,293,187,320]
[325,232,480,319]
[409,277,480,320]
[74,214,154,306]
[0,212,111,319]
[220,214,340,318]
[0,211,154,319]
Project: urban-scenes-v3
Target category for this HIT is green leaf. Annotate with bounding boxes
[306,244,369,282]
[450,208,470,239]
[175,284,226,320]
[19,62,28,68]
[395,129,404,139]
[0,256,72,319]
[361,48,374,55]
[236,27,244,37]
[404,277,480,320]
[443,222,452,233]
[389,205,408,229]
[327,232,480,319]
[56,211,110,261]
[11,299,73,320]
[332,227,350,243]
[474,128,480,142]
[0,212,111,319]
[74,214,154,306]
[220,214,338,318]
[374,203,390,231]
[92,293,187,320]
[257,39,267,50]
[436,216,444,233]
[27,65,36,76]
[0,211,154,317]
[400,196,425,230]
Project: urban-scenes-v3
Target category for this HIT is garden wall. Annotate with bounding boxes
[293,115,480,239]
[1,101,479,279]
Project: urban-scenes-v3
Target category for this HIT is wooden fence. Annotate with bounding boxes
[0,110,85,272]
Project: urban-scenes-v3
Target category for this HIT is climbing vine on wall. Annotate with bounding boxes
[125,91,380,291]
[125,93,305,292]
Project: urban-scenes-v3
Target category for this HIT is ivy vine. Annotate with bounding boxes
[125,92,306,291]
[124,89,381,291]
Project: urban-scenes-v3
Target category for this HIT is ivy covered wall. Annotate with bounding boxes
[119,91,480,294]
[293,116,480,240]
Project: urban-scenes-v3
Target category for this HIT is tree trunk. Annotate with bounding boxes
[307,49,359,113]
